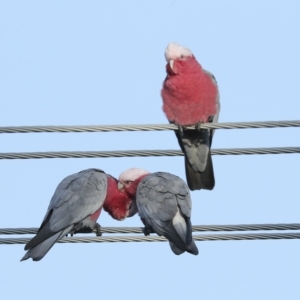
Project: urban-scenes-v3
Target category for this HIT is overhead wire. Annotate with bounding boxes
[1,120,300,134]
[2,223,300,235]
[1,233,300,245]
[1,120,299,246]
[2,223,300,245]
[0,147,299,160]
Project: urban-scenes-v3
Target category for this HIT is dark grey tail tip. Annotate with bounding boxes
[20,257,41,262]
[186,242,199,255]
[188,183,215,191]
[186,173,215,191]
[193,249,199,256]
[187,249,199,256]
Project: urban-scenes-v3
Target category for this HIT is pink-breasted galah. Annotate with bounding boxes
[161,42,220,191]
[118,168,198,256]
[21,168,132,261]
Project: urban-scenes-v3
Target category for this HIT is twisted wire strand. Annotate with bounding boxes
[2,223,300,235]
[1,232,300,245]
[0,147,299,160]
[1,120,300,134]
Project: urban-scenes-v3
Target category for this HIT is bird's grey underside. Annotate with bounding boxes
[175,127,214,191]
[21,168,108,261]
[136,172,198,255]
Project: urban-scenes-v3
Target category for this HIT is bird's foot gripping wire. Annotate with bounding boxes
[94,223,102,237]
[68,222,84,237]
[142,226,154,236]
[177,124,188,136]
[195,123,202,131]
[195,116,214,132]
[67,222,102,237]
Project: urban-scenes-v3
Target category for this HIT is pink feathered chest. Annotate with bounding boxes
[161,72,218,125]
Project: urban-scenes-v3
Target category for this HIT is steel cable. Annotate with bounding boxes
[2,223,300,235]
[1,120,300,134]
[0,147,299,160]
[1,232,300,245]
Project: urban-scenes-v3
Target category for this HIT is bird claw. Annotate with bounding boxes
[195,123,202,131]
[95,223,102,237]
[177,124,188,136]
[143,227,153,236]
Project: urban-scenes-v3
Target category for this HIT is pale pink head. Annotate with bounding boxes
[165,42,193,62]
[164,42,199,75]
[118,168,150,217]
[118,168,150,196]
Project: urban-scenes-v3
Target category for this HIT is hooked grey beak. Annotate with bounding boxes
[117,182,124,191]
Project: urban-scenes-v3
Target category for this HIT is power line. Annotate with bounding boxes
[1,232,300,245]
[2,223,300,235]
[1,120,300,134]
[0,147,299,160]
[1,122,299,247]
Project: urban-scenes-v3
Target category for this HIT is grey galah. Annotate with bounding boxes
[161,42,221,191]
[21,168,131,262]
[118,168,198,255]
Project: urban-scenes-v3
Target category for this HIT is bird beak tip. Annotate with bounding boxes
[117,182,124,191]
[169,59,174,71]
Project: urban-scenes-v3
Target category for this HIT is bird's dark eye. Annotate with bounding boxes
[125,180,130,185]
[180,55,184,59]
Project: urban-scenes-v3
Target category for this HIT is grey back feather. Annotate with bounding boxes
[43,168,107,233]
[22,168,108,260]
[136,172,198,255]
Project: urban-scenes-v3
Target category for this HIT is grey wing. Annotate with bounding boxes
[25,168,108,250]
[137,172,198,255]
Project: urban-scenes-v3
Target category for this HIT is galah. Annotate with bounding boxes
[21,168,131,262]
[118,168,198,256]
[161,42,220,191]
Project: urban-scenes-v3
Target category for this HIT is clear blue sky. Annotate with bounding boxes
[1,1,300,299]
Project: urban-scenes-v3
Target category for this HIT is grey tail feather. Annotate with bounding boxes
[169,239,198,256]
[168,217,198,256]
[184,217,198,255]
[174,128,215,191]
[153,221,188,254]
[24,210,55,251]
[185,239,199,256]
[169,242,185,255]
[185,151,215,190]
[21,226,71,262]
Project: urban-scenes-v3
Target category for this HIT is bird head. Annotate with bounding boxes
[118,168,150,217]
[164,42,195,75]
[118,168,150,196]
